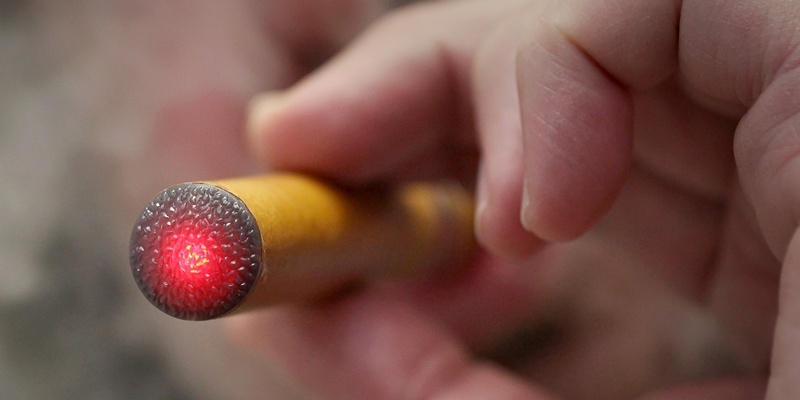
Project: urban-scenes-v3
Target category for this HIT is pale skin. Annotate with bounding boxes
[228,0,800,398]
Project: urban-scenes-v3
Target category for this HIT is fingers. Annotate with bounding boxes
[706,3,800,258]
[257,0,395,72]
[227,290,557,400]
[248,1,527,182]
[512,0,680,241]
[675,1,800,399]
[472,4,546,259]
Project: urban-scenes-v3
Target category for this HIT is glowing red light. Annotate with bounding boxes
[175,241,213,274]
[130,183,262,320]
[147,227,242,315]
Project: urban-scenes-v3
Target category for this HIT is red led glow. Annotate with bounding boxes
[130,183,262,320]
[146,226,241,315]
[175,241,213,275]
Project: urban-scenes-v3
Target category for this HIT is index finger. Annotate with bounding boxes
[247,0,527,182]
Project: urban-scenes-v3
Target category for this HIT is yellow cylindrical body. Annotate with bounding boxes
[209,174,475,311]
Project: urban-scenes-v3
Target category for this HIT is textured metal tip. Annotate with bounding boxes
[129,183,263,320]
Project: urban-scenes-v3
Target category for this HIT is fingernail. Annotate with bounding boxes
[250,92,285,165]
[246,91,286,156]
[520,177,533,232]
[474,172,489,244]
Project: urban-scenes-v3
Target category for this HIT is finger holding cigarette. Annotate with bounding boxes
[129,173,475,321]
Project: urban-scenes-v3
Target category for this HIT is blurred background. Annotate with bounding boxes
[0,1,403,398]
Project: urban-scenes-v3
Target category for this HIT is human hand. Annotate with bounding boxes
[231,0,800,398]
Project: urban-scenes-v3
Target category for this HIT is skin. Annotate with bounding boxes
[230,0,800,398]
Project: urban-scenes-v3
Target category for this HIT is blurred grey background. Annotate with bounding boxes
[0,1,404,398]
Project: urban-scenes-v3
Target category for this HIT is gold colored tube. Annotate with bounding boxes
[129,174,475,320]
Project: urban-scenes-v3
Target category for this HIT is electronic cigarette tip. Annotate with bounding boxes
[129,183,263,321]
[131,174,476,321]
